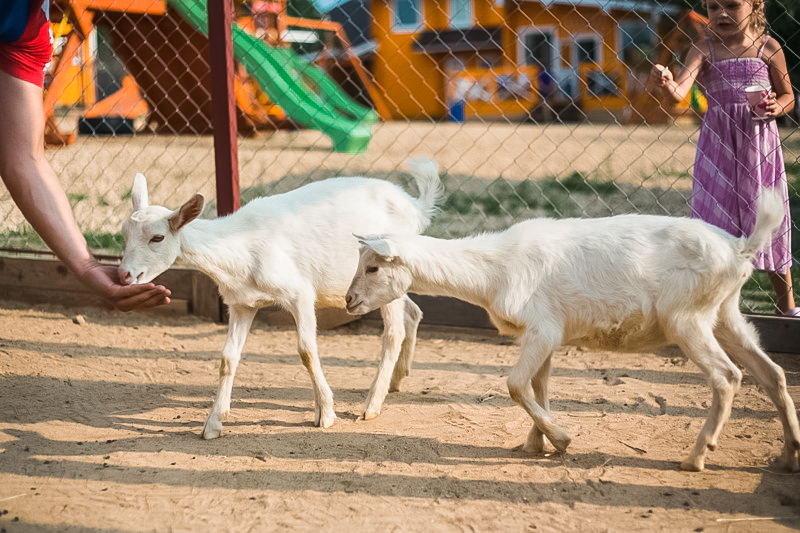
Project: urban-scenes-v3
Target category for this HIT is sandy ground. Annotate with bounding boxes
[0,122,798,531]
[0,300,799,532]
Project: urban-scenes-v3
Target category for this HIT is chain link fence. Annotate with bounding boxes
[1,0,798,314]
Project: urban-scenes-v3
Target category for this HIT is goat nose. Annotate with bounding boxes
[119,269,132,285]
[345,294,352,305]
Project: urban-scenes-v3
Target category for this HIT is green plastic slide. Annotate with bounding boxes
[166,0,377,153]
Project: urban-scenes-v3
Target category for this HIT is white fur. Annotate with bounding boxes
[120,158,443,438]
[346,189,800,472]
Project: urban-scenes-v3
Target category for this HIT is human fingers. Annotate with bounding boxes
[650,65,671,87]
[758,92,778,115]
[650,65,663,79]
[112,283,172,312]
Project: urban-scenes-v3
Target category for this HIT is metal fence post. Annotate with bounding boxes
[207,0,240,216]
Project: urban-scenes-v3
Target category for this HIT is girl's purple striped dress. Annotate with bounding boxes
[692,36,792,274]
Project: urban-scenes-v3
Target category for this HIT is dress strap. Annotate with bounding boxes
[706,37,715,63]
[757,35,770,58]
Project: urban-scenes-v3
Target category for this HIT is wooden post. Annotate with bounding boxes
[207,0,240,216]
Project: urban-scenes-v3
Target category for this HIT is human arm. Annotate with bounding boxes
[649,42,707,104]
[0,70,171,311]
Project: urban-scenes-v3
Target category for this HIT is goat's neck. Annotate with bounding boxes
[176,217,245,280]
[403,235,498,309]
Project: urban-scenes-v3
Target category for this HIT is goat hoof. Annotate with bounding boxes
[389,375,407,392]
[361,411,380,421]
[679,459,703,472]
[784,452,800,472]
[522,431,547,455]
[521,443,547,455]
[548,431,572,453]
[317,412,336,429]
[201,419,223,440]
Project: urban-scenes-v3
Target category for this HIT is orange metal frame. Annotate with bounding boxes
[44,0,388,146]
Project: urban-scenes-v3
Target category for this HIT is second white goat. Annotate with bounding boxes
[120,159,443,438]
[345,189,800,472]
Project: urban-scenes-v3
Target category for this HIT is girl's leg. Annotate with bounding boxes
[768,270,797,315]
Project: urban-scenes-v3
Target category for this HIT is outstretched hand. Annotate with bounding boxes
[79,262,171,312]
[650,64,672,87]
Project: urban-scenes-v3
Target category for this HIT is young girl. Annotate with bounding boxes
[650,0,798,317]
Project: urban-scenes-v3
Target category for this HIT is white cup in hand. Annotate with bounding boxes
[745,84,770,119]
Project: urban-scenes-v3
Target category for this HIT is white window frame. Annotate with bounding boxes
[517,26,559,74]
[449,0,473,29]
[572,32,602,67]
[393,0,423,33]
[617,19,657,66]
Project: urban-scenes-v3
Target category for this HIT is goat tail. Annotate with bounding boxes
[741,187,785,257]
[406,157,445,231]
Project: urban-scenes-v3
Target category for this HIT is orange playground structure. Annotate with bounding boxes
[45,0,388,147]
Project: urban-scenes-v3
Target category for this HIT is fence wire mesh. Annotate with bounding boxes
[1,0,798,315]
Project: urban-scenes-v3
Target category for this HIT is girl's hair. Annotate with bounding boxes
[701,0,768,35]
[749,0,768,35]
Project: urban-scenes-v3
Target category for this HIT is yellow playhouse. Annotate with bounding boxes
[367,0,678,122]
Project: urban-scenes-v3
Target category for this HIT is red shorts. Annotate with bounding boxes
[0,1,51,87]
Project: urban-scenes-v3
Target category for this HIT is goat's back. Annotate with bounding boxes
[218,177,430,304]
[510,214,749,297]
[238,177,426,236]
[484,214,756,349]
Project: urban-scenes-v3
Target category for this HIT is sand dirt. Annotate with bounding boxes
[0,300,798,532]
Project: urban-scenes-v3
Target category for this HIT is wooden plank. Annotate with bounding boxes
[191,271,223,322]
[0,256,215,319]
[257,306,359,330]
[1,257,796,353]
[744,314,800,354]
[77,0,167,15]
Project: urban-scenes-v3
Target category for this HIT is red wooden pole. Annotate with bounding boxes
[207,0,240,216]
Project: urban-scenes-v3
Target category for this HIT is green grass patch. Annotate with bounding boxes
[68,193,88,205]
[438,172,619,220]
[84,232,126,254]
[0,227,125,255]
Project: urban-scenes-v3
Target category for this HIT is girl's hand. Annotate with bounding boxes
[650,64,672,87]
[760,90,779,118]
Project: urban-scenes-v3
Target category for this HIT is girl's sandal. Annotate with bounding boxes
[774,307,800,318]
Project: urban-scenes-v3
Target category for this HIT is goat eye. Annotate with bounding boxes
[366,266,379,274]
[149,235,165,244]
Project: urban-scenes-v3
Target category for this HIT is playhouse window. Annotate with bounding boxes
[575,38,598,65]
[450,0,472,29]
[619,20,656,71]
[522,31,555,71]
[394,0,421,30]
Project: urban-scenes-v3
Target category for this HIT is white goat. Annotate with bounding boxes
[346,189,800,472]
[119,159,443,439]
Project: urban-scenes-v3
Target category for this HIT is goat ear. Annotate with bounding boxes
[131,173,149,211]
[168,194,204,233]
[361,237,398,259]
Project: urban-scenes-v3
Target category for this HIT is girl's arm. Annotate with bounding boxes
[762,40,794,118]
[649,42,706,104]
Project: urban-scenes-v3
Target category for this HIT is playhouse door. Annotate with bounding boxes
[568,33,602,100]
[519,27,560,95]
